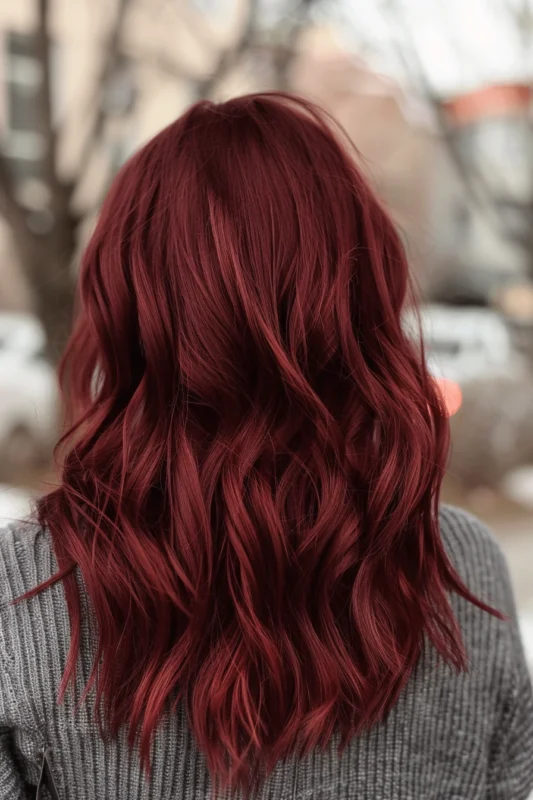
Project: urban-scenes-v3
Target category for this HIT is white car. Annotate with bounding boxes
[403,304,526,385]
[0,312,59,468]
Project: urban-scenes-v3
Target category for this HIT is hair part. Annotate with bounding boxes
[26,92,498,799]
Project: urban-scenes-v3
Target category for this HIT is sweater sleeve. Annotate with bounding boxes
[0,525,35,800]
[485,534,533,800]
[0,614,31,800]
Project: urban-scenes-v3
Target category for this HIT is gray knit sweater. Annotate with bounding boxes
[1,505,532,800]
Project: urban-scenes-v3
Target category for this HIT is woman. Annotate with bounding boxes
[0,93,532,800]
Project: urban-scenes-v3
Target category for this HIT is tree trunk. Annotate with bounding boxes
[33,260,76,367]
[10,202,78,368]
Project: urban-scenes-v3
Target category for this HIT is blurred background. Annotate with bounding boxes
[0,0,532,675]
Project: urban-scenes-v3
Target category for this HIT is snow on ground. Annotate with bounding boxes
[0,483,33,526]
[501,465,533,508]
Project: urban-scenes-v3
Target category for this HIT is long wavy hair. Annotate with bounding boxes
[28,92,495,798]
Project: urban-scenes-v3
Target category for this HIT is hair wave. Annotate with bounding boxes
[29,92,496,799]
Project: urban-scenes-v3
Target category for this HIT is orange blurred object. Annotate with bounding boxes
[435,377,462,416]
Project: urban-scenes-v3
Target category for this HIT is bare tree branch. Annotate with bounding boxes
[0,156,29,248]
[270,0,317,90]
[192,0,261,99]
[34,0,60,193]
[136,0,261,99]
[379,0,509,236]
[71,0,133,197]
[161,0,221,55]
[131,47,198,83]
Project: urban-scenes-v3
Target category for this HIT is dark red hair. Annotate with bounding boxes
[29,92,495,798]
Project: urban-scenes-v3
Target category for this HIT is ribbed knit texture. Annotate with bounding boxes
[0,504,532,800]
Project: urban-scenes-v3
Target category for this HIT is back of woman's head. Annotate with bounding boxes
[35,92,490,799]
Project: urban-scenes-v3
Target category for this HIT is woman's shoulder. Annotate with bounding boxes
[0,516,77,736]
[439,502,506,563]
[438,503,516,617]
[0,515,56,607]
